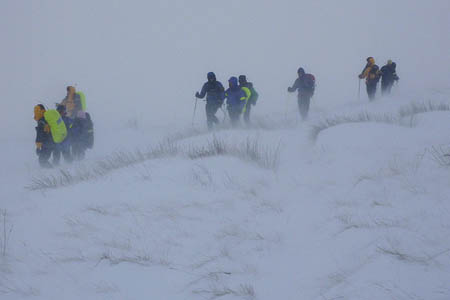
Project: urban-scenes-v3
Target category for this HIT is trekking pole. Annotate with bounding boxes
[358,79,361,101]
[220,106,227,122]
[192,97,198,126]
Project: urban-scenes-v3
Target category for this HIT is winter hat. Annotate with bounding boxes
[297,67,305,76]
[387,59,393,65]
[238,75,247,84]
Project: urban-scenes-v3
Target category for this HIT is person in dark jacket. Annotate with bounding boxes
[358,57,380,101]
[288,67,315,120]
[238,75,259,125]
[225,77,246,127]
[34,104,54,168]
[71,110,93,160]
[379,60,399,95]
[195,72,225,129]
[54,104,73,164]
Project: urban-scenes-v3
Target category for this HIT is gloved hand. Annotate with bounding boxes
[195,92,200,98]
[287,87,293,93]
[36,142,42,155]
[358,74,364,79]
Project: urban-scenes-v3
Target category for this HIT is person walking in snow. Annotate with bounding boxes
[288,67,315,120]
[34,104,54,168]
[379,59,399,96]
[238,75,259,125]
[358,57,380,101]
[195,72,225,130]
[225,76,247,127]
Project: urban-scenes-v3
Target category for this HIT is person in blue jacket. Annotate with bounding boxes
[195,72,225,129]
[225,77,246,127]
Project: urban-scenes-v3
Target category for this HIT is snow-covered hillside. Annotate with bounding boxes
[2,96,450,300]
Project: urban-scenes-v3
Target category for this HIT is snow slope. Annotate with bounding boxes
[2,96,450,300]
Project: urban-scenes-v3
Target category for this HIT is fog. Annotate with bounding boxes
[1,0,449,140]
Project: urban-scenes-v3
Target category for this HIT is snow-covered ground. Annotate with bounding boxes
[1,94,450,299]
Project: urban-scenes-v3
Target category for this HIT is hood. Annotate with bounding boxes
[297,67,305,76]
[207,72,216,82]
[228,76,238,88]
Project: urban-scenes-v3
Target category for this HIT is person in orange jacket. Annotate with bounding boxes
[359,57,380,101]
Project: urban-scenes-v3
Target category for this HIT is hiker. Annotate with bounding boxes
[379,60,399,95]
[55,104,73,164]
[288,67,315,120]
[238,75,259,125]
[34,104,53,168]
[195,72,225,129]
[225,76,246,127]
[34,104,68,168]
[71,110,94,160]
[61,86,86,118]
[358,57,380,101]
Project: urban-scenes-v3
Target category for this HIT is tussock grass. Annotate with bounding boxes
[428,145,450,167]
[309,112,398,141]
[188,136,280,171]
[26,137,280,191]
[310,100,450,141]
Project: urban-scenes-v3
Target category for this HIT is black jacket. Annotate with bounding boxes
[35,118,52,145]
[197,81,225,103]
[380,63,399,83]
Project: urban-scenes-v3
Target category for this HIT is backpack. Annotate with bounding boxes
[303,74,315,91]
[85,113,94,149]
[76,91,87,111]
[368,65,380,82]
[44,109,67,143]
[248,84,259,104]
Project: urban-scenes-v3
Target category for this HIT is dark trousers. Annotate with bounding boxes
[381,81,393,95]
[297,93,312,120]
[72,142,86,160]
[243,101,252,125]
[53,140,72,165]
[205,101,221,129]
[366,82,377,101]
[227,105,242,127]
[37,145,53,168]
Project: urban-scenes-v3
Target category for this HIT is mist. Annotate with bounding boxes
[2,0,449,137]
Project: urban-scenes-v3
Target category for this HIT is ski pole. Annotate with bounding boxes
[358,79,361,101]
[192,97,198,126]
[220,106,227,122]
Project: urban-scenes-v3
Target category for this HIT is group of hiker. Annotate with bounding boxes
[33,58,399,167]
[34,86,94,168]
[359,57,399,101]
[195,73,259,129]
[195,58,398,129]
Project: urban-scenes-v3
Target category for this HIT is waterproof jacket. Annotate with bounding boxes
[380,63,399,84]
[197,81,225,103]
[35,118,52,146]
[225,86,246,109]
[71,112,93,147]
[288,74,315,95]
[240,82,259,104]
[359,61,380,84]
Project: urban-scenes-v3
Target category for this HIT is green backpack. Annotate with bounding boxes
[44,109,67,143]
[76,91,87,111]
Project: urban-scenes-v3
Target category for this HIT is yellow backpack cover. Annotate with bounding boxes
[44,109,67,143]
